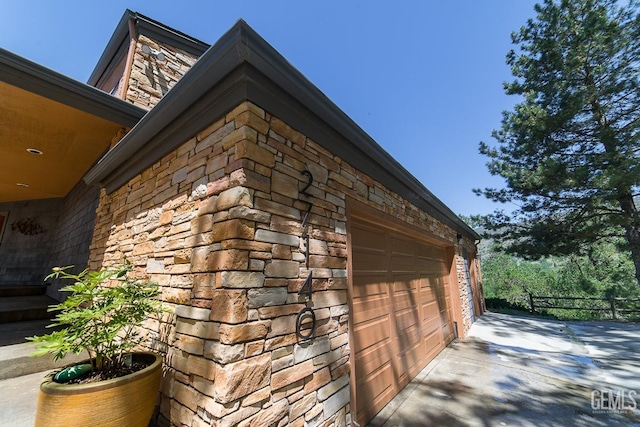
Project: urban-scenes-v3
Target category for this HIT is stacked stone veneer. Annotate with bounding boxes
[454,240,480,334]
[0,181,99,293]
[88,101,476,426]
[125,34,200,110]
[0,198,61,285]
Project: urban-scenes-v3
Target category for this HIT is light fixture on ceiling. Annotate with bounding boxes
[141,44,166,62]
[17,183,29,188]
[26,148,43,155]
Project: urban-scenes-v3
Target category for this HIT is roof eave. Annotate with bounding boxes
[87,9,210,87]
[84,20,480,241]
[0,47,146,127]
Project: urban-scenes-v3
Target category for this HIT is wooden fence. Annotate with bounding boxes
[528,294,640,320]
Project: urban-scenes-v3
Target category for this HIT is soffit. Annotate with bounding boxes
[0,81,126,202]
[0,47,145,203]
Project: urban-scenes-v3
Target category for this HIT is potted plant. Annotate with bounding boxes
[28,262,165,427]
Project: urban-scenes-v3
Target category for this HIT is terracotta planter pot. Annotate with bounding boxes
[34,352,162,427]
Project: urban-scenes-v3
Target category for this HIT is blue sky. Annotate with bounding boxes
[0,1,538,216]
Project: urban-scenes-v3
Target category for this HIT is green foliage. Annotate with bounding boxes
[27,262,163,371]
[476,0,640,287]
[481,239,640,319]
[553,241,639,297]
[457,214,484,229]
[482,250,556,307]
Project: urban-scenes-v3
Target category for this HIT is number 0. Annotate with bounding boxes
[295,307,316,340]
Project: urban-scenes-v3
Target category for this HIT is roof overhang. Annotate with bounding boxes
[84,20,481,241]
[87,9,210,88]
[0,48,146,203]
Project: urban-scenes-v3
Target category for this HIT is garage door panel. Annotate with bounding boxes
[352,285,389,325]
[441,322,453,341]
[440,306,453,329]
[351,220,454,426]
[353,304,388,327]
[392,293,419,314]
[422,296,438,314]
[353,312,392,351]
[438,297,451,315]
[390,255,417,272]
[392,275,417,292]
[396,323,422,353]
[415,259,437,272]
[442,281,451,298]
[420,274,437,291]
[394,306,420,332]
[355,362,394,399]
[392,277,419,309]
[421,300,440,321]
[353,251,387,273]
[352,283,387,305]
[416,256,442,268]
[437,296,450,312]
[396,340,424,380]
[437,295,449,310]
[355,344,393,380]
[419,285,436,302]
[425,324,444,345]
[352,303,389,326]
[390,236,415,255]
[352,273,387,297]
[424,332,444,362]
[416,244,444,259]
[352,224,387,249]
[422,310,442,336]
[355,363,397,426]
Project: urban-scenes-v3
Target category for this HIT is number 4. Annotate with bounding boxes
[298,272,313,299]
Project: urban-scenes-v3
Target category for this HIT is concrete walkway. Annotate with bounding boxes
[0,370,47,427]
[1,312,638,426]
[0,332,84,427]
[369,312,640,427]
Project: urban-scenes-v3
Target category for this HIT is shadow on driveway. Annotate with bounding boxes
[368,312,640,427]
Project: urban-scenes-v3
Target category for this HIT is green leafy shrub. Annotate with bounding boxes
[28,262,163,372]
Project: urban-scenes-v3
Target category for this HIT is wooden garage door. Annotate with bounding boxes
[351,219,454,425]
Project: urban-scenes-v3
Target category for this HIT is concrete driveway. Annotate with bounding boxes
[368,312,640,427]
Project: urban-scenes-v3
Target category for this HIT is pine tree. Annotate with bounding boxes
[477,0,640,287]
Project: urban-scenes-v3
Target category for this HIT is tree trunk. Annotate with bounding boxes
[590,98,640,287]
[617,193,640,288]
[624,224,640,288]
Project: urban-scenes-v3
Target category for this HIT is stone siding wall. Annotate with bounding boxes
[0,199,61,285]
[46,181,101,300]
[0,181,100,298]
[125,34,200,110]
[455,239,478,335]
[473,255,484,313]
[89,101,476,426]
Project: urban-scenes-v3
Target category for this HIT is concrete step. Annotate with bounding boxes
[0,319,83,381]
[0,341,84,380]
[0,318,56,346]
[0,295,57,323]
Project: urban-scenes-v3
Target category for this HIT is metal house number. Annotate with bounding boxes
[295,169,316,340]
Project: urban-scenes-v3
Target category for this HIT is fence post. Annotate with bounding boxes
[609,297,617,320]
[529,292,536,314]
